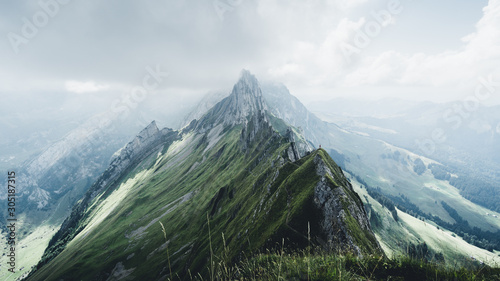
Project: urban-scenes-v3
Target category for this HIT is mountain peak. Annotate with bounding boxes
[110,120,163,167]
[229,69,266,113]
[197,70,268,129]
[236,69,259,90]
[137,120,159,139]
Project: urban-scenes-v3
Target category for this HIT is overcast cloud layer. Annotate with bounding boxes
[1,0,499,115]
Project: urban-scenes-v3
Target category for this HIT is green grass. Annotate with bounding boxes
[27,125,281,280]
[27,121,381,281]
[179,247,500,281]
[0,223,59,281]
[348,172,500,269]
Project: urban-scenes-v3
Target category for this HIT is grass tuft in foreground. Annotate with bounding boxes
[172,247,500,281]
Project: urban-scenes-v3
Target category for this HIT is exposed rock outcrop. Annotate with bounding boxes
[313,152,379,255]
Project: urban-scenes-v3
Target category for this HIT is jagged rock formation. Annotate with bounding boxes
[285,127,301,162]
[240,111,275,152]
[313,154,374,255]
[28,70,381,281]
[89,121,176,200]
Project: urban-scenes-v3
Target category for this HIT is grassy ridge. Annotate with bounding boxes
[28,118,382,281]
[25,124,294,280]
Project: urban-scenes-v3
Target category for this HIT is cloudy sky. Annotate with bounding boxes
[1,0,499,123]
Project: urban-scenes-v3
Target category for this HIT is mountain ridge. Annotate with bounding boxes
[27,70,381,281]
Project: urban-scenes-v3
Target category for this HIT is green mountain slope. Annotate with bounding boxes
[26,71,380,281]
[346,172,500,268]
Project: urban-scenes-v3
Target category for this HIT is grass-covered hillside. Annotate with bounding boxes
[27,119,377,281]
[27,71,381,280]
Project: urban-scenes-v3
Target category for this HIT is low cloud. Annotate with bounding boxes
[342,0,500,94]
[0,0,497,106]
[65,80,110,94]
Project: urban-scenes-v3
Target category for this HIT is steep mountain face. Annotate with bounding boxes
[196,70,267,129]
[36,121,179,268]
[261,81,326,146]
[106,121,173,181]
[28,71,380,281]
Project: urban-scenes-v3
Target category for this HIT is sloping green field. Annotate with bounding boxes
[348,172,500,268]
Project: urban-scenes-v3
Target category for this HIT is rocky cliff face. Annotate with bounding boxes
[285,127,301,162]
[313,153,375,255]
[219,70,267,125]
[194,70,312,158]
[178,79,323,151]
[89,120,175,199]
[105,121,163,186]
